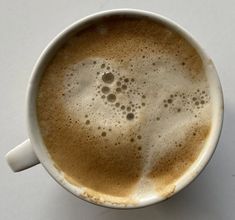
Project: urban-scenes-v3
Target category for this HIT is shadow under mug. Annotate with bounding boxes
[5,9,224,209]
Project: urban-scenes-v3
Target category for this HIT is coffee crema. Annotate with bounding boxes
[37,16,211,203]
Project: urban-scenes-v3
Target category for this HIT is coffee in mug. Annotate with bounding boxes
[36,15,211,202]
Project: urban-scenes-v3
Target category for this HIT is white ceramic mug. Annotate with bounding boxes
[5,9,223,208]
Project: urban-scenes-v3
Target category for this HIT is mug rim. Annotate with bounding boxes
[26,8,224,209]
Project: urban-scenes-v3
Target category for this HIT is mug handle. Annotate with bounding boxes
[5,139,40,172]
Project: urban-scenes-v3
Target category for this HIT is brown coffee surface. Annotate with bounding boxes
[37,16,212,201]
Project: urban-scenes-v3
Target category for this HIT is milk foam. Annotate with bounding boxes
[37,16,212,203]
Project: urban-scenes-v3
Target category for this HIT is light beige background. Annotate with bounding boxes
[1,0,234,219]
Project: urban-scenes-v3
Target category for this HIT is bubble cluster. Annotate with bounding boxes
[62,57,151,141]
[89,60,148,126]
[162,88,209,117]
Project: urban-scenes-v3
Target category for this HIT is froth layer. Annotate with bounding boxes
[37,16,212,203]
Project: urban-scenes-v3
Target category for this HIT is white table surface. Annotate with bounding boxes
[1,0,235,219]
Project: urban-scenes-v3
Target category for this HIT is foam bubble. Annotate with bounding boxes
[102,72,114,84]
[126,113,134,120]
[101,131,106,137]
[107,94,116,102]
[121,105,125,110]
[115,102,120,107]
[116,88,121,93]
[116,81,121,86]
[101,86,110,94]
[122,85,127,90]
